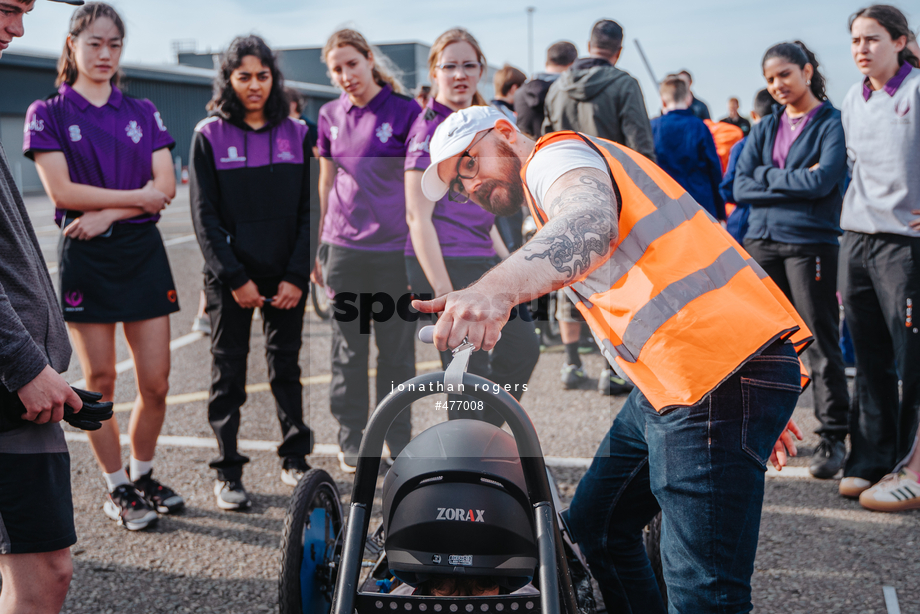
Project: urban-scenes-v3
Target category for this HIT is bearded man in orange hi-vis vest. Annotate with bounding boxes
[412,106,813,613]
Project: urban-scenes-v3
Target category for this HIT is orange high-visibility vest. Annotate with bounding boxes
[522,132,812,411]
[704,119,744,173]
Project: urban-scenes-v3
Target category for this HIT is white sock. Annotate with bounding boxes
[104,469,131,493]
[129,457,154,482]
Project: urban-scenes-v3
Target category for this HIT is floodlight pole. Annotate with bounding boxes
[527,7,535,75]
[634,39,659,87]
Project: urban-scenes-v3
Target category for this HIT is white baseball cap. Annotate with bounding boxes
[421,106,519,202]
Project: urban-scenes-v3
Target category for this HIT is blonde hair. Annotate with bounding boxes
[428,28,488,107]
[322,29,406,95]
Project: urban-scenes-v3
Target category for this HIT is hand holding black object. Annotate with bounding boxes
[62,388,113,431]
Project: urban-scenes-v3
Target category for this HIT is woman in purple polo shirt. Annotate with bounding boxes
[313,29,422,472]
[404,28,539,425]
[24,2,182,531]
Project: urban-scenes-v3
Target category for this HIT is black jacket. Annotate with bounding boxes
[190,115,311,290]
[513,73,560,137]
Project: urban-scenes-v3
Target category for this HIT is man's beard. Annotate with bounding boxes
[473,141,525,217]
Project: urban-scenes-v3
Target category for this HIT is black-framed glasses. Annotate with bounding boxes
[436,61,483,75]
[447,128,493,204]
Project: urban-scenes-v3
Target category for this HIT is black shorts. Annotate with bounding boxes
[58,221,180,323]
[0,422,76,554]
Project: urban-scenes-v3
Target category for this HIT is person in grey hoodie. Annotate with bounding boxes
[0,3,86,612]
[513,41,577,137]
[542,19,656,161]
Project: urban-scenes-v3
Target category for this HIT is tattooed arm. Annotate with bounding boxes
[413,167,618,352]
[520,168,618,286]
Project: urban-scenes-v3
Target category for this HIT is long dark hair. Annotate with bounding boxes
[207,35,288,126]
[762,41,827,101]
[56,2,125,88]
[849,5,920,69]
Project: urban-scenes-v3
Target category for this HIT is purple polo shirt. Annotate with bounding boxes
[862,60,913,100]
[317,84,421,251]
[23,84,176,226]
[772,102,823,169]
[404,99,496,258]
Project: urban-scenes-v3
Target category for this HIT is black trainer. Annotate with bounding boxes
[103,484,158,531]
[281,457,311,486]
[134,469,185,514]
[809,436,846,479]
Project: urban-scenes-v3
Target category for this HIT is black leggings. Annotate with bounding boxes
[322,245,415,455]
[205,273,312,480]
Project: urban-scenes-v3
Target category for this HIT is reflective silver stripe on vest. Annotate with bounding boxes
[614,247,749,363]
[745,257,769,280]
[576,136,711,293]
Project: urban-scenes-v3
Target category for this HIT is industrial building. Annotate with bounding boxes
[0,50,338,194]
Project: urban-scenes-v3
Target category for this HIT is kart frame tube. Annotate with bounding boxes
[331,371,579,614]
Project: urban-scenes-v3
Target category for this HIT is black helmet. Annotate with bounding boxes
[382,420,537,590]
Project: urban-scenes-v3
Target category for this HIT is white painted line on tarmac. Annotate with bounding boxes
[545,456,591,468]
[162,234,197,247]
[884,586,901,614]
[108,360,444,412]
[71,332,205,390]
[60,432,820,479]
[765,466,812,479]
[64,431,342,454]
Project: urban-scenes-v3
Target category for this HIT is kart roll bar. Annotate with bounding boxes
[331,369,580,613]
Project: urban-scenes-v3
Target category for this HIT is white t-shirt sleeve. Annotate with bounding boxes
[524,140,609,211]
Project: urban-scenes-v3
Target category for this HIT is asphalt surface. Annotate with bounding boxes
[17,186,919,613]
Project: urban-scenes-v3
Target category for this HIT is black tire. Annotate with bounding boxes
[642,512,667,606]
[279,469,344,614]
[311,282,331,321]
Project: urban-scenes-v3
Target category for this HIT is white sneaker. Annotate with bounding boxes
[338,451,357,474]
[859,469,920,512]
[280,458,310,486]
[214,479,252,511]
[839,476,872,498]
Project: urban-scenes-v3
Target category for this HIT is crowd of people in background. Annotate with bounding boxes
[0,0,918,609]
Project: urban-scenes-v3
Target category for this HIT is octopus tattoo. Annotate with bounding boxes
[522,174,618,282]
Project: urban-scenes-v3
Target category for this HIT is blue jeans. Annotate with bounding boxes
[565,341,800,613]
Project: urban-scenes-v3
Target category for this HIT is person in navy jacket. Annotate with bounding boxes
[734,41,850,480]
[651,76,725,220]
[190,35,313,510]
[719,88,776,243]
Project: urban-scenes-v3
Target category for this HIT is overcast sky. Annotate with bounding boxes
[14,0,918,117]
